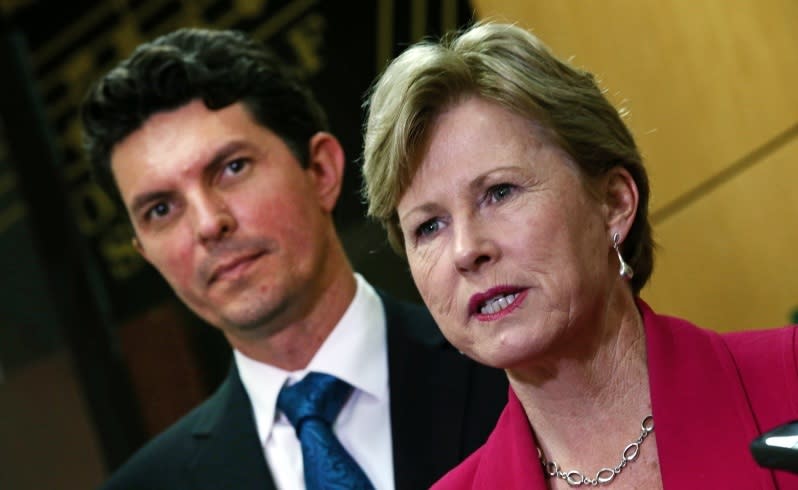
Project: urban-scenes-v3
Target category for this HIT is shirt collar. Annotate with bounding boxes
[234,273,388,444]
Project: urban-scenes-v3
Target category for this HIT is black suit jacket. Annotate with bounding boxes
[100,293,508,490]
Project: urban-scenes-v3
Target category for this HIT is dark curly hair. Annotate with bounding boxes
[81,28,329,204]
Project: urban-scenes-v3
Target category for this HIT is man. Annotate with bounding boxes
[81,28,507,490]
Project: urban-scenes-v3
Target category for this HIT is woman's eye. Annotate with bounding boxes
[487,183,514,202]
[415,219,441,238]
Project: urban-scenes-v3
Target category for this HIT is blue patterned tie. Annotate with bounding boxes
[277,372,375,490]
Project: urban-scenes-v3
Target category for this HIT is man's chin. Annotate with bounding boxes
[219,302,292,338]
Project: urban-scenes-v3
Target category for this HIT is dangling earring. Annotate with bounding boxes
[613,232,634,280]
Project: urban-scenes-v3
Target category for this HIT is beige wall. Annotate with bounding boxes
[473,0,798,331]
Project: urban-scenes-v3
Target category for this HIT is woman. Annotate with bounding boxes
[361,21,798,489]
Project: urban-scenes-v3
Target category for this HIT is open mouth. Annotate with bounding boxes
[469,287,526,318]
[479,292,521,315]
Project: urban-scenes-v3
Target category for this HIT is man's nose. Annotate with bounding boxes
[192,191,236,244]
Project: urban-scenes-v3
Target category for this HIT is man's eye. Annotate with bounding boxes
[487,183,514,202]
[146,202,170,220]
[225,159,247,174]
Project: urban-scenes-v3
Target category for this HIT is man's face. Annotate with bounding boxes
[111,100,340,339]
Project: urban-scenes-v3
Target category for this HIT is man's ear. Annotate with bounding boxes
[131,235,147,260]
[306,132,345,213]
[603,166,639,237]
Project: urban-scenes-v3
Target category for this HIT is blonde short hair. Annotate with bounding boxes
[362,21,653,293]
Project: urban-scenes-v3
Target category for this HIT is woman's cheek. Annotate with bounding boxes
[411,244,458,320]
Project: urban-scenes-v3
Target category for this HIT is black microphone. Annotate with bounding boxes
[751,420,798,473]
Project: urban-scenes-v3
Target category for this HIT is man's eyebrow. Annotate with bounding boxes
[204,140,250,173]
[130,190,171,216]
[127,140,252,215]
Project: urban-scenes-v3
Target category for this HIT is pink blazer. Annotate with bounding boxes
[432,300,798,489]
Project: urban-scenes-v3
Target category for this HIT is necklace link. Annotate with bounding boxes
[596,468,615,485]
[538,415,654,487]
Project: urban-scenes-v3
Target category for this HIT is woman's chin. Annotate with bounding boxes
[467,333,558,371]
[466,346,532,371]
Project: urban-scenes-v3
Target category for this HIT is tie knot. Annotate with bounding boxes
[277,372,353,431]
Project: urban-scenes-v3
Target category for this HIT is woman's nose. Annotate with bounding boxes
[452,218,499,273]
[193,191,236,243]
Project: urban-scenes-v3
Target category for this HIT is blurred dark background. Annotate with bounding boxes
[0,1,472,488]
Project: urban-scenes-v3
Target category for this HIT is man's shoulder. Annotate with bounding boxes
[376,289,445,346]
[99,377,233,490]
[376,289,430,318]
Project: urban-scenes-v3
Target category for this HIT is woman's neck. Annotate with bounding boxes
[507,290,653,477]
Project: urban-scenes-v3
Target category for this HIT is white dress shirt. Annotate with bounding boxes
[234,273,394,490]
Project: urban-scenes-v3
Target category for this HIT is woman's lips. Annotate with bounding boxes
[469,287,527,320]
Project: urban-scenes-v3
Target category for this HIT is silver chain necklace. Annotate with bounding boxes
[538,415,654,487]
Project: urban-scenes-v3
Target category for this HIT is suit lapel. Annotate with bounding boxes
[188,366,277,490]
[181,292,504,490]
[381,292,478,490]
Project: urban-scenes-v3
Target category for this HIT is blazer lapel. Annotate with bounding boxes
[472,389,548,490]
[188,365,277,490]
[642,300,776,489]
[381,292,481,490]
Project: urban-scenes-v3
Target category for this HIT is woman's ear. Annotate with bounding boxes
[603,166,639,238]
[306,132,345,213]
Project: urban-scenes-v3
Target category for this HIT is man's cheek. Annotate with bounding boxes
[158,249,196,291]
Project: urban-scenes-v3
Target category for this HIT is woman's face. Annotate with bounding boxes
[396,97,619,370]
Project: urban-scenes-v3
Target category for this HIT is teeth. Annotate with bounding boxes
[479,293,519,315]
